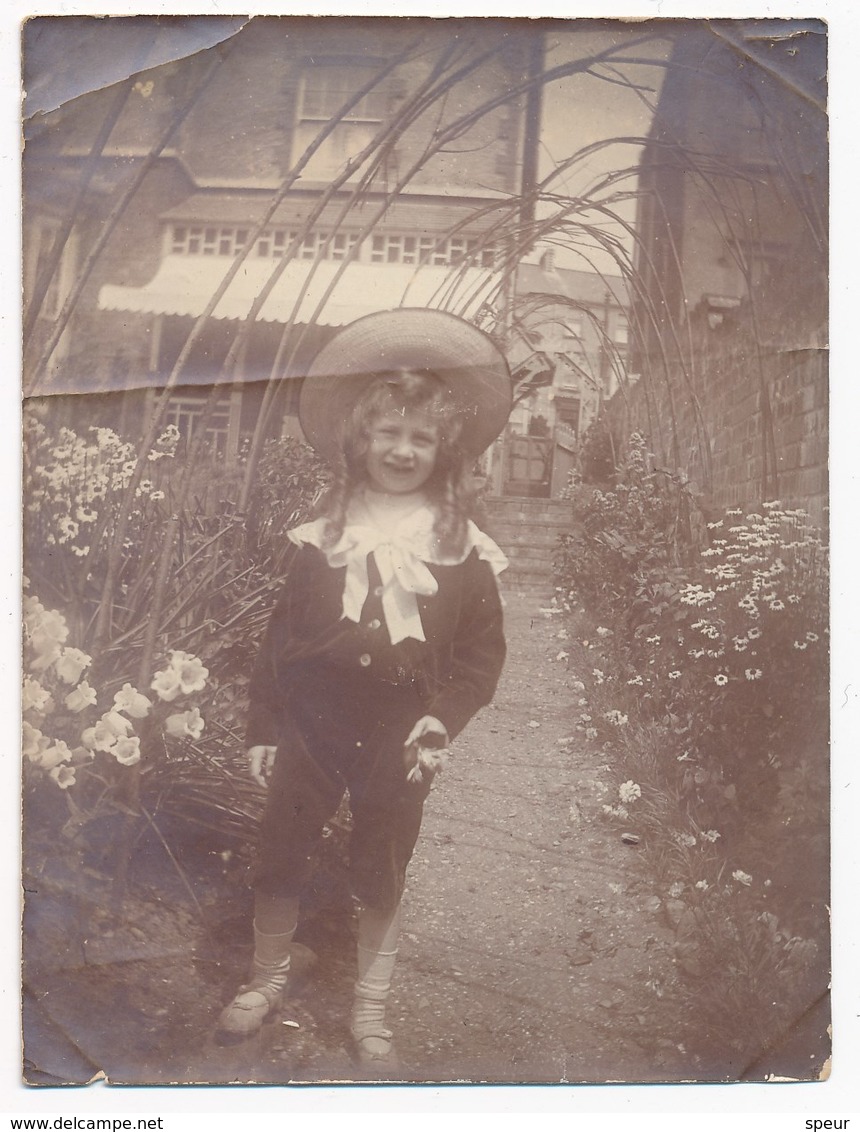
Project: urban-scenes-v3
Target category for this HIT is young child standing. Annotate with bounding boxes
[216,309,512,1071]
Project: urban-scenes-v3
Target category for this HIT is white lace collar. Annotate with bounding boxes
[288,493,508,644]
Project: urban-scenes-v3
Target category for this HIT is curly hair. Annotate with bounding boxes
[317,369,476,556]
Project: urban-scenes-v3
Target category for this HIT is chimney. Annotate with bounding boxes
[539,248,556,272]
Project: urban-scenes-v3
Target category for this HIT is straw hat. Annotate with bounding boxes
[299,309,512,461]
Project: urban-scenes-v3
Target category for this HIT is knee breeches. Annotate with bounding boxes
[254,668,433,911]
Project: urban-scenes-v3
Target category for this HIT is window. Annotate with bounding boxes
[166,395,232,458]
[168,222,497,270]
[331,231,360,261]
[170,224,360,262]
[537,317,581,354]
[370,233,496,268]
[171,225,248,256]
[554,396,582,436]
[292,60,392,181]
[299,65,389,123]
[25,218,78,322]
[614,315,629,345]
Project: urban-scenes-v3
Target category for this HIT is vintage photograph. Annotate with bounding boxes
[21,15,829,1087]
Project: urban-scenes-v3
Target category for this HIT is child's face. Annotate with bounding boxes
[364,407,440,495]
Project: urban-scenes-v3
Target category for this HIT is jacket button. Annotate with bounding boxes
[368,618,382,630]
[373,585,385,597]
[359,653,372,667]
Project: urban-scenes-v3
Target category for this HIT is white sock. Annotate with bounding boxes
[352,904,401,1046]
[248,920,296,997]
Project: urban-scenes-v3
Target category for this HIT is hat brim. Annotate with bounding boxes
[299,309,512,461]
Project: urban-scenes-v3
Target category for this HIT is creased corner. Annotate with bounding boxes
[23,986,104,1087]
[707,19,827,113]
[23,15,251,121]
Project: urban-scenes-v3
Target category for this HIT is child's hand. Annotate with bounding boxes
[404,715,449,750]
[248,745,277,788]
[404,716,449,784]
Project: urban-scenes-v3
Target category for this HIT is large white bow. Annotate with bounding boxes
[327,525,439,644]
[288,503,508,645]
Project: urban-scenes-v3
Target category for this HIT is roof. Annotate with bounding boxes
[516,263,629,308]
[98,255,499,326]
[159,191,513,236]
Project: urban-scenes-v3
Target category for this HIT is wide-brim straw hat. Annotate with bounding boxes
[299,308,512,461]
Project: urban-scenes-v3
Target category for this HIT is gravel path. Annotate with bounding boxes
[389,594,686,1084]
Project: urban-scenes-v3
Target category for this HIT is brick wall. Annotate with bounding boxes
[168,18,528,198]
[608,325,828,529]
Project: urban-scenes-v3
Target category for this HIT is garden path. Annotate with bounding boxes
[25,594,694,1087]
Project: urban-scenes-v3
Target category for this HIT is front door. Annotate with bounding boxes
[503,432,552,497]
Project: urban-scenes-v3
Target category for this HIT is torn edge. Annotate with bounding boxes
[22,15,251,121]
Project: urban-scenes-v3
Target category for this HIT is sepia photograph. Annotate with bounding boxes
[20,12,831,1090]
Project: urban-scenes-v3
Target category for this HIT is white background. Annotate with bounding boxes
[4,0,858,1124]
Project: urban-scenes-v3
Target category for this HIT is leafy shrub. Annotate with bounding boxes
[245,435,331,576]
[23,411,330,855]
[553,432,829,1062]
[556,432,694,630]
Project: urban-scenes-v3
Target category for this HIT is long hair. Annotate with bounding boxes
[318,369,475,555]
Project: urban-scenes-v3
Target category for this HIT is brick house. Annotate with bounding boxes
[501,252,629,496]
[23,16,539,461]
[620,20,828,521]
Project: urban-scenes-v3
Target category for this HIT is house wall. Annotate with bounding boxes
[609,320,828,528]
[49,18,530,199]
[24,18,533,384]
[622,23,827,527]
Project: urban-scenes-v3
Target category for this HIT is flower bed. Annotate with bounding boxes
[553,433,829,1063]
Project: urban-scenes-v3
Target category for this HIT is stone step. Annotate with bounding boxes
[501,563,557,583]
[500,581,555,599]
[480,496,572,593]
[488,526,568,546]
[483,499,575,521]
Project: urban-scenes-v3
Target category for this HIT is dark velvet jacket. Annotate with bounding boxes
[246,542,506,749]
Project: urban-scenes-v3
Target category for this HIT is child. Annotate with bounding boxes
[216,309,512,1070]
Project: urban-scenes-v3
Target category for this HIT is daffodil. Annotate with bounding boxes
[22,721,48,761]
[112,736,142,766]
[49,764,76,789]
[168,650,209,695]
[164,708,205,740]
[55,647,92,685]
[23,677,54,715]
[31,740,73,771]
[64,681,97,713]
[112,683,152,719]
[151,667,182,702]
[25,600,69,670]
